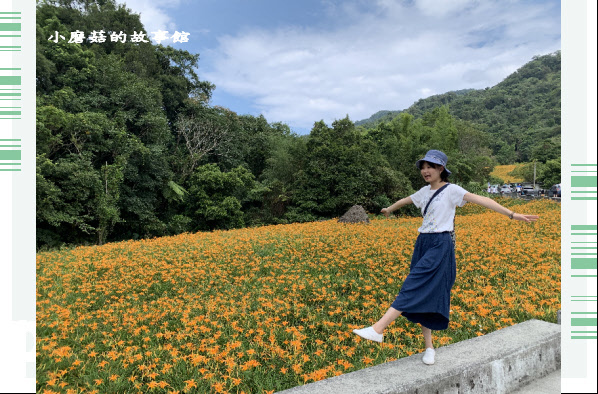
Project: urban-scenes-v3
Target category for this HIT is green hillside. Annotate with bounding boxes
[355,89,474,128]
[356,52,561,164]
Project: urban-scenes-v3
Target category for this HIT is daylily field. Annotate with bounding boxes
[37,198,561,394]
[490,164,525,183]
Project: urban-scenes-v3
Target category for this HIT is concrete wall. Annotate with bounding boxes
[277,319,560,394]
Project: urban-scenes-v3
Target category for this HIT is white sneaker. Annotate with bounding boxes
[352,326,384,343]
[422,348,435,365]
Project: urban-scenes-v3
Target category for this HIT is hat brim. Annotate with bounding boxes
[416,158,451,174]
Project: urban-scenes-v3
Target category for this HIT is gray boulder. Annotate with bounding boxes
[337,205,370,224]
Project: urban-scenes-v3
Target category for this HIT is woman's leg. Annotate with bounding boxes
[372,307,402,334]
[421,325,433,349]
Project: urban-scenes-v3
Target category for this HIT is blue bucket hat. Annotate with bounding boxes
[415,149,451,175]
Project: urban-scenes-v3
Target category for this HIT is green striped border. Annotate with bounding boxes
[570,227,597,277]
[572,296,598,301]
[571,176,598,186]
[571,313,598,339]
[0,22,20,33]
[571,224,598,236]
[571,225,597,230]
[0,14,21,40]
[0,108,21,120]
[0,104,21,119]
[0,150,21,159]
[572,318,598,326]
[0,75,20,85]
[571,164,598,200]
[0,15,21,37]
[0,153,23,160]
[0,138,21,170]
[0,70,21,103]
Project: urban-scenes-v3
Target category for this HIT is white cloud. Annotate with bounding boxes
[118,0,181,37]
[204,0,560,130]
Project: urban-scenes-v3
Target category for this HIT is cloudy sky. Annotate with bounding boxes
[117,0,561,133]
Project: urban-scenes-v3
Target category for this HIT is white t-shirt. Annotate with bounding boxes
[410,184,469,233]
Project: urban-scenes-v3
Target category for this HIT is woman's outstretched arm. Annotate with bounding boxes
[462,193,539,222]
[381,196,413,217]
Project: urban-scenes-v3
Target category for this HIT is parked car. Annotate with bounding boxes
[520,185,541,196]
[547,183,561,197]
[500,185,513,194]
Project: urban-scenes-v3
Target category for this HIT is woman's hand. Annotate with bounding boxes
[381,207,391,217]
[512,213,539,222]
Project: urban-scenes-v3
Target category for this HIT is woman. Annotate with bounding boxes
[353,150,539,365]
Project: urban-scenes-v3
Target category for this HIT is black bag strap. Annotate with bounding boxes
[423,183,450,217]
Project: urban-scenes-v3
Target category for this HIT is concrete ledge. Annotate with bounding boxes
[277,319,560,394]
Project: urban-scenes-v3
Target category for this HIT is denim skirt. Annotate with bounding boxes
[390,232,456,330]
